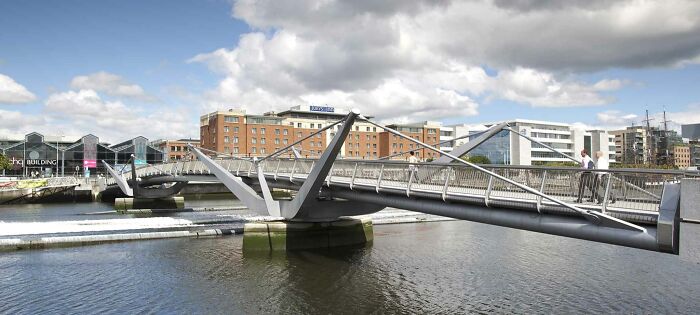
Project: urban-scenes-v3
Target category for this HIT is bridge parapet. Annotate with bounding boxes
[118,158,697,221]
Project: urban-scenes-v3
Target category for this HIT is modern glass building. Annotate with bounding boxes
[1,132,164,177]
[466,130,511,164]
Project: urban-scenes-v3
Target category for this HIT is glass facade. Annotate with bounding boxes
[1,132,164,177]
[1,133,61,177]
[467,130,511,164]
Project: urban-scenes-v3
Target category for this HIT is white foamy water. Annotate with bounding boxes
[0,207,446,238]
[0,217,199,236]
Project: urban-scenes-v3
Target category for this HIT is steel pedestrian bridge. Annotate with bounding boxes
[103,110,700,257]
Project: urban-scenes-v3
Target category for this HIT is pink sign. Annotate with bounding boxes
[83,159,97,168]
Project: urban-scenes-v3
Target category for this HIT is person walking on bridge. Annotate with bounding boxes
[575,149,599,203]
[408,151,419,182]
[593,151,616,204]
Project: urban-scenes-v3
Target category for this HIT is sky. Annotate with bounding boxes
[1,0,700,143]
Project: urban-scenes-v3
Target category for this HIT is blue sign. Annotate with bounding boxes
[309,105,335,113]
[135,159,147,165]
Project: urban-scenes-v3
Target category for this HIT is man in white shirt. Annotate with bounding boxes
[408,151,419,181]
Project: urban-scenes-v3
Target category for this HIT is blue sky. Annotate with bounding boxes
[1,0,699,142]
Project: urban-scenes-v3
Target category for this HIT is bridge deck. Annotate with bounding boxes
[107,159,695,226]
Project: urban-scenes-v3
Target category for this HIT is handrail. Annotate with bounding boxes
[358,115,647,231]
[130,158,698,179]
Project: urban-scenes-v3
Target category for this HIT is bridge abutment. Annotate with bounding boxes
[243,218,373,251]
[114,197,185,213]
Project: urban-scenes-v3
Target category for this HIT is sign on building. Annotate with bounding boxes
[310,105,335,113]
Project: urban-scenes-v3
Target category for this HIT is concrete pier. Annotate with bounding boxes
[114,196,185,213]
[243,218,373,251]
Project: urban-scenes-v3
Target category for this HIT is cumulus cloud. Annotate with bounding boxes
[190,0,700,120]
[494,68,621,107]
[43,89,196,143]
[0,109,44,129]
[233,0,700,71]
[596,110,639,126]
[0,73,37,104]
[70,72,154,101]
[595,105,700,133]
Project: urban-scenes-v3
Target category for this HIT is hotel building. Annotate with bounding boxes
[200,105,439,160]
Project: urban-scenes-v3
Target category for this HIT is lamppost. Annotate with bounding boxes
[56,132,63,177]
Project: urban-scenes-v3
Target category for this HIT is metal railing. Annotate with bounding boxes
[109,159,697,220]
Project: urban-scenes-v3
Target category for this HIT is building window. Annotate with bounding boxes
[224,136,229,143]
[275,138,280,144]
[233,147,239,153]
[261,148,266,154]
[366,135,370,141]
[349,143,353,149]
[224,126,229,133]
[355,135,359,140]
[252,147,257,153]
[310,124,315,128]
[355,126,359,131]
[283,129,288,135]
[234,127,239,133]
[261,138,266,144]
[170,146,176,151]
[252,138,257,144]
[224,116,239,123]
[297,123,302,128]
[261,128,266,135]
[234,137,239,144]
[283,139,288,145]
[366,127,370,132]
[275,129,280,135]
[297,132,302,137]
[224,147,229,153]
[252,128,257,134]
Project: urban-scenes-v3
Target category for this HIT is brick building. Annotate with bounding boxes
[151,139,200,161]
[199,105,441,160]
[379,122,442,160]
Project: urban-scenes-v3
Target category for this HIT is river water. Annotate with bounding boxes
[1,201,699,314]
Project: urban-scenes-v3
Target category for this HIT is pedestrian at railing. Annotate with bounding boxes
[593,151,616,204]
[407,151,419,182]
[576,149,600,203]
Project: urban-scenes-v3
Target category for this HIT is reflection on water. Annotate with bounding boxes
[1,220,700,314]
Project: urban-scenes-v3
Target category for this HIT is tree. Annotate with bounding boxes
[0,154,10,171]
[466,155,491,164]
